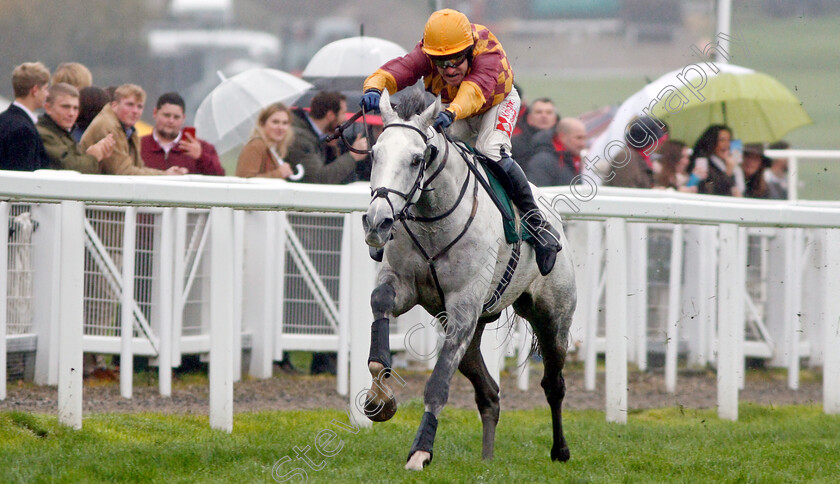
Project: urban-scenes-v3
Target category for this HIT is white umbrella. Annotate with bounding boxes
[194,68,313,155]
[586,63,753,181]
[302,36,406,79]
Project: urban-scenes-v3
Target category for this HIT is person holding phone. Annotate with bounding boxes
[687,124,744,197]
[141,92,224,176]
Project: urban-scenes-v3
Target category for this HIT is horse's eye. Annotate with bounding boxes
[411,154,423,166]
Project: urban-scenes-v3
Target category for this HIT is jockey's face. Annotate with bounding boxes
[434,55,468,87]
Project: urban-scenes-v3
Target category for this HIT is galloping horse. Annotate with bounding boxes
[361,89,576,470]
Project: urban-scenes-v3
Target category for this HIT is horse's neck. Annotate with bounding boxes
[414,139,470,216]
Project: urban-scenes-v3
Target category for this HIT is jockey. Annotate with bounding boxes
[361,8,562,275]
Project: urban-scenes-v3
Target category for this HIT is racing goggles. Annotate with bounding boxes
[431,53,468,69]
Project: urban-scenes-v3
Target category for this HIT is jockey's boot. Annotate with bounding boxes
[498,155,562,276]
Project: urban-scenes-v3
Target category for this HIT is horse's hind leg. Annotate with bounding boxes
[458,319,500,460]
[515,294,572,462]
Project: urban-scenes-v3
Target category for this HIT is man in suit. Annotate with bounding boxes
[0,62,52,171]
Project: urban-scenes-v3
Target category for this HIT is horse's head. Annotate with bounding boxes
[363,89,441,248]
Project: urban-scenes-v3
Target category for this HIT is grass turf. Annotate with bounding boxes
[2,403,839,483]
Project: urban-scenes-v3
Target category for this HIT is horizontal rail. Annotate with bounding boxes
[3,170,840,229]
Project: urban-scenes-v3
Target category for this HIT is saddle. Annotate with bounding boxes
[455,141,533,245]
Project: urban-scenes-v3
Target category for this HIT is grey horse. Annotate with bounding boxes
[361,89,576,471]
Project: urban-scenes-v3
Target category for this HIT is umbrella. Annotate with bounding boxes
[577,104,618,147]
[589,63,754,162]
[651,71,812,145]
[194,68,313,155]
[301,36,407,79]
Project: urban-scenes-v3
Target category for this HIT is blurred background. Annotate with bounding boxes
[0,0,837,197]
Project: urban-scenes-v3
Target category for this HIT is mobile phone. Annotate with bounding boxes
[730,139,743,165]
[182,126,196,139]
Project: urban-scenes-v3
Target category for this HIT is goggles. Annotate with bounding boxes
[431,53,468,69]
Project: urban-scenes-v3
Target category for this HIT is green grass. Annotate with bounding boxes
[3,404,839,483]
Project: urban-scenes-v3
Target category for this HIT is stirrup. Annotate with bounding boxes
[529,222,562,276]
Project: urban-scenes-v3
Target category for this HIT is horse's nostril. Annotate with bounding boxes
[362,214,370,231]
[379,217,394,233]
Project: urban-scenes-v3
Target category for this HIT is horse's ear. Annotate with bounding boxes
[379,89,397,124]
[419,95,441,128]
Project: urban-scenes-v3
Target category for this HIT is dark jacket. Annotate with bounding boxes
[696,155,736,196]
[0,104,50,171]
[36,114,100,173]
[287,109,358,185]
[524,129,576,187]
[607,148,653,189]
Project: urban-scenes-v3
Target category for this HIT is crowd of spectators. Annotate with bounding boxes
[511,93,790,200]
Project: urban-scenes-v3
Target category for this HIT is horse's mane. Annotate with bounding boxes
[395,90,430,121]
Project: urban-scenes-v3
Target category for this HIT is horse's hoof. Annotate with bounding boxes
[364,394,397,422]
[405,451,431,471]
[551,445,570,462]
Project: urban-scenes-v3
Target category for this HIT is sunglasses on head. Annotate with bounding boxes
[431,54,468,69]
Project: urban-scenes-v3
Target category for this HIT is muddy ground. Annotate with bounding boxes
[1,364,823,415]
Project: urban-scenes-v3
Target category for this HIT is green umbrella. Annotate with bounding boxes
[652,71,812,145]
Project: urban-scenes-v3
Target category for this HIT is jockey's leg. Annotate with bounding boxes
[498,155,562,276]
[474,87,561,276]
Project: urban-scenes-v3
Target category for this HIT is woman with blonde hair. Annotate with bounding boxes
[235,102,296,178]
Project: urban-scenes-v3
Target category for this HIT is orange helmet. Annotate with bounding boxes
[421,9,474,57]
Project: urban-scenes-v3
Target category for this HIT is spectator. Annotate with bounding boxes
[141,92,224,176]
[511,97,559,166]
[361,8,561,275]
[764,140,789,199]
[0,62,51,171]
[526,117,585,187]
[236,102,296,178]
[688,124,742,197]
[742,143,771,199]
[73,86,110,142]
[80,84,186,176]
[607,115,666,189]
[288,91,369,184]
[653,139,695,192]
[51,62,93,90]
[36,82,115,173]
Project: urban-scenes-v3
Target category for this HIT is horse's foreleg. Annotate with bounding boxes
[458,321,500,460]
[406,303,479,471]
[365,281,398,422]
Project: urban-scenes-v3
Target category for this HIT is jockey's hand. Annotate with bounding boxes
[433,110,455,132]
[360,89,381,113]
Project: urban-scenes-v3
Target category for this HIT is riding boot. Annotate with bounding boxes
[498,155,562,276]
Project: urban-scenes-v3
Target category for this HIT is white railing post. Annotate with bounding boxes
[517,318,532,391]
[605,217,628,423]
[347,212,375,429]
[717,223,740,421]
[31,203,61,385]
[336,214,353,396]
[784,228,803,390]
[57,201,85,429]
[627,222,648,370]
[209,207,234,432]
[232,210,245,382]
[823,228,840,414]
[584,221,602,391]
[171,208,187,368]
[158,208,174,397]
[243,211,275,379]
[120,207,137,399]
[480,318,504,387]
[0,202,7,400]
[664,224,683,393]
[273,213,288,362]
